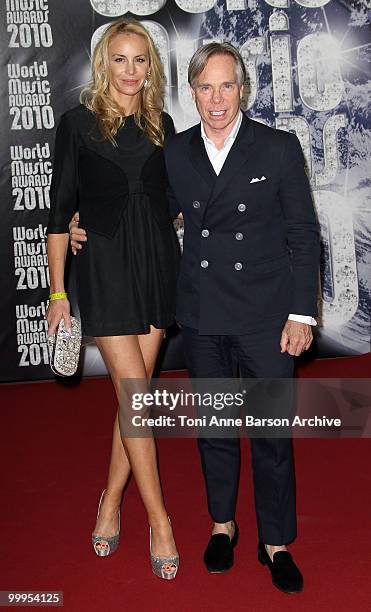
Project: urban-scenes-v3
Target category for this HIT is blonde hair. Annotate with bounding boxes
[80,18,165,146]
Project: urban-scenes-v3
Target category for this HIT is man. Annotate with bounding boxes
[70,43,320,594]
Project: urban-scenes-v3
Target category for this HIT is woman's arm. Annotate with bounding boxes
[46,110,79,334]
[46,234,71,335]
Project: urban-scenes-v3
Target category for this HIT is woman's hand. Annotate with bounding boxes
[69,212,88,255]
[46,298,71,337]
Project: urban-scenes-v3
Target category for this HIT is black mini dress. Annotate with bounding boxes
[47,105,180,336]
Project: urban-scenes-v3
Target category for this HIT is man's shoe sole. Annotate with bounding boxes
[206,561,234,573]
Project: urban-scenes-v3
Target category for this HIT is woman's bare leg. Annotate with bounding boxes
[93,327,162,538]
[92,411,131,540]
[93,329,177,556]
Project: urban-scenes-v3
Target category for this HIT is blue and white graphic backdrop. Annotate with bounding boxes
[0,0,370,382]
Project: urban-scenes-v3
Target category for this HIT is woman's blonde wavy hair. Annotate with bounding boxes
[80,18,165,146]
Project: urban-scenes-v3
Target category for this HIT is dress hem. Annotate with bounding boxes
[82,319,175,337]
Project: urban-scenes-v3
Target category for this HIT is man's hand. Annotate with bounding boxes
[69,212,87,255]
[280,320,313,356]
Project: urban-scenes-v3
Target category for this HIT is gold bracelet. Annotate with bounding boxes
[49,292,67,301]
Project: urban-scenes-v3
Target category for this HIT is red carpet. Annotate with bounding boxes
[1,355,371,612]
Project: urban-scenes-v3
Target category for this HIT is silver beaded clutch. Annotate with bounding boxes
[47,316,82,377]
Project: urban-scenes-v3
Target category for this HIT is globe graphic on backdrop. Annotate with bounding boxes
[198,0,370,356]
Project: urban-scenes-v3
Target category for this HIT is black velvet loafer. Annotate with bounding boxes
[204,521,239,573]
[258,542,303,594]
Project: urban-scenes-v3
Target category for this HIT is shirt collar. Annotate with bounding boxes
[201,110,243,148]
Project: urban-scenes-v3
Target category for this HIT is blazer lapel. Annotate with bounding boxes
[211,113,255,203]
[187,124,216,190]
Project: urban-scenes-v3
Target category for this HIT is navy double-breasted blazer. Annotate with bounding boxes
[164,113,320,335]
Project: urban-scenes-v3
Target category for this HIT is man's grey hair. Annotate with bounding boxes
[188,42,246,89]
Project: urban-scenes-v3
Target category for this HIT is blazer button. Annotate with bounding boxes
[234,262,243,270]
[201,260,209,268]
[235,232,243,240]
[238,203,246,212]
[201,229,209,238]
[193,200,201,208]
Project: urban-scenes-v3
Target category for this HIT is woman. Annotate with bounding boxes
[46,18,180,580]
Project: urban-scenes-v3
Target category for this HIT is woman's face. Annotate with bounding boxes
[108,32,150,106]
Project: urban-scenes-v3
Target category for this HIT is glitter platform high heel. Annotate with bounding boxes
[91,489,121,557]
[150,517,179,580]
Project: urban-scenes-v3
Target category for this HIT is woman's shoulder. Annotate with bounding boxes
[57,104,98,138]
[60,103,93,124]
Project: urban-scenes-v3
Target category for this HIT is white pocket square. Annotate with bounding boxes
[250,176,267,183]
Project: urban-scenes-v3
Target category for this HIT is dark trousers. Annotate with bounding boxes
[181,323,296,545]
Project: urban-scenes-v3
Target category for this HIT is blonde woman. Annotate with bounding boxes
[46,18,180,579]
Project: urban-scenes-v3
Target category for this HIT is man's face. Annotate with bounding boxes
[192,54,243,135]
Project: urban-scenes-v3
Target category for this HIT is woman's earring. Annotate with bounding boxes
[144,72,151,88]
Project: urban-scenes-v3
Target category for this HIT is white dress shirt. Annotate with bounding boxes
[200,112,316,326]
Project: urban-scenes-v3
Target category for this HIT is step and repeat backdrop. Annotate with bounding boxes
[0,0,370,382]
